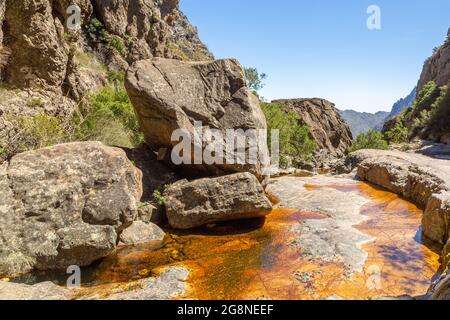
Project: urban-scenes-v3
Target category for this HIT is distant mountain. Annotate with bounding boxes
[340,110,389,136]
[387,87,416,119]
[340,87,417,136]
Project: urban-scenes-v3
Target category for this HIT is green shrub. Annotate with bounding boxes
[261,102,315,168]
[75,51,106,73]
[107,70,126,87]
[19,113,67,150]
[385,122,409,144]
[429,85,450,132]
[86,18,108,43]
[0,113,68,159]
[107,36,127,57]
[73,86,143,147]
[86,18,127,57]
[27,98,44,108]
[351,130,388,152]
[152,190,166,206]
[414,81,440,114]
[0,146,5,159]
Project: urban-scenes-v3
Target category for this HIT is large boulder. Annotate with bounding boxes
[164,172,273,229]
[272,98,353,166]
[0,142,143,276]
[125,58,269,179]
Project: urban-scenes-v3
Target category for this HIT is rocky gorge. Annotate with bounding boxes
[0,0,449,301]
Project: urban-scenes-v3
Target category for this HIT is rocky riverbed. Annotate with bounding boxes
[2,174,441,300]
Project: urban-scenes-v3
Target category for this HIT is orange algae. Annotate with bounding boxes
[87,182,440,300]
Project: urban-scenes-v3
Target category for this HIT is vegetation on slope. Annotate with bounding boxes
[261,102,316,168]
[1,71,143,160]
[244,67,315,168]
[391,81,450,141]
[351,130,388,152]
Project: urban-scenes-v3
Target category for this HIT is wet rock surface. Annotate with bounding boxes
[348,149,450,245]
[5,174,439,300]
[267,176,372,274]
[106,266,189,300]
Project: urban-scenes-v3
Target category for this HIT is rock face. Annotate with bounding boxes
[119,221,165,246]
[344,149,450,245]
[429,239,450,300]
[0,0,212,90]
[0,0,212,149]
[4,0,70,89]
[164,173,272,229]
[92,0,213,63]
[418,29,450,92]
[0,142,143,276]
[403,30,450,144]
[126,58,269,179]
[272,99,353,166]
[0,1,5,65]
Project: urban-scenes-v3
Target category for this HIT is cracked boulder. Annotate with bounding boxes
[0,141,142,276]
[125,58,269,179]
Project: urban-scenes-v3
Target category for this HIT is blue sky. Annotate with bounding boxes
[181,0,450,113]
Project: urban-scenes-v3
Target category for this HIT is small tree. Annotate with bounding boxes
[261,102,315,168]
[351,130,388,152]
[385,123,409,144]
[244,67,267,93]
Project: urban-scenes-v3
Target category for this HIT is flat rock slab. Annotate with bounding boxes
[266,175,372,274]
[0,281,71,300]
[107,266,189,300]
[0,266,189,301]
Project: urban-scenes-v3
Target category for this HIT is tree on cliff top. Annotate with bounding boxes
[245,67,267,93]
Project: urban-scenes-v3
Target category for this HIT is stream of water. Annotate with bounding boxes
[13,177,442,300]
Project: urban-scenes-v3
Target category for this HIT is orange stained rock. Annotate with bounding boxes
[88,182,440,300]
